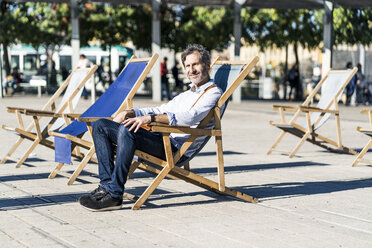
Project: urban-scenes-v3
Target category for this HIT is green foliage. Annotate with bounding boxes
[12,3,69,48]
[242,8,323,51]
[175,6,233,52]
[333,7,372,46]
[2,3,372,56]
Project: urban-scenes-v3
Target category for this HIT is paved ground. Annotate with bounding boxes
[0,94,372,248]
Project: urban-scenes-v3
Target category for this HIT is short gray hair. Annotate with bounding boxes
[181,44,211,68]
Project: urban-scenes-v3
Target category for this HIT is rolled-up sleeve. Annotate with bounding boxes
[171,87,221,126]
[133,82,222,127]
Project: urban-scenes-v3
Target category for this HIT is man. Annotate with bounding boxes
[288,63,300,101]
[79,44,222,211]
[160,56,171,100]
[345,62,357,106]
[172,60,183,94]
[78,54,92,99]
[356,63,367,105]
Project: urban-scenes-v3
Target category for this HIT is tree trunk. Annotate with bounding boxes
[109,45,113,84]
[2,40,11,76]
[282,44,288,100]
[293,42,299,66]
[293,42,303,100]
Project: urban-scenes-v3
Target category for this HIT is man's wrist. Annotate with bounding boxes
[150,114,155,122]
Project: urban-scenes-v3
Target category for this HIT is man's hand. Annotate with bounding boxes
[113,110,135,123]
[123,115,151,133]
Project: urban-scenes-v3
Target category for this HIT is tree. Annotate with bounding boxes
[0,2,28,75]
[242,8,322,64]
[333,7,372,46]
[173,6,233,52]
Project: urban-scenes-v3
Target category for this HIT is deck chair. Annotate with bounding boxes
[267,68,358,158]
[48,54,158,185]
[352,109,372,166]
[1,66,98,167]
[124,56,260,210]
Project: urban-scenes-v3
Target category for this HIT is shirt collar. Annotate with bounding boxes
[190,80,214,92]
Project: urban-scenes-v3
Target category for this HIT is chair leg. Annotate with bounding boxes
[215,136,225,191]
[16,138,41,168]
[132,166,171,210]
[67,147,95,185]
[267,131,286,155]
[127,161,140,179]
[289,132,311,158]
[352,139,372,167]
[184,162,190,171]
[1,137,25,164]
[49,163,64,179]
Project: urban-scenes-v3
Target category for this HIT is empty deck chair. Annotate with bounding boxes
[125,56,260,210]
[1,66,97,167]
[267,68,358,158]
[48,54,158,185]
[352,109,372,166]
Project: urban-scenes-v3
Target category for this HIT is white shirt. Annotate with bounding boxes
[134,80,222,157]
[78,58,92,68]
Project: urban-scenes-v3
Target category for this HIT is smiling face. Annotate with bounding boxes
[184,51,210,87]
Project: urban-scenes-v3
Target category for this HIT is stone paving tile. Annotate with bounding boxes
[1,96,372,247]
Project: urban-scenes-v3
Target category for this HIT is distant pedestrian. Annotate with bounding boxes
[161,57,171,100]
[172,60,183,95]
[49,61,57,87]
[78,54,92,99]
[345,62,357,106]
[97,59,105,85]
[61,66,69,81]
[288,63,301,101]
[356,63,368,105]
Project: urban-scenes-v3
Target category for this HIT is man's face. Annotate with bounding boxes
[184,51,209,86]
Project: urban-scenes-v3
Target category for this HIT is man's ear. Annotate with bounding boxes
[205,62,211,71]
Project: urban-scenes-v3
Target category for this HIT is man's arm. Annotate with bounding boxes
[123,113,169,133]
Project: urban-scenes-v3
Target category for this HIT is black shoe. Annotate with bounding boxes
[78,185,108,205]
[79,192,122,212]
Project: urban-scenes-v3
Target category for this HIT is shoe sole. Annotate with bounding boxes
[81,204,122,212]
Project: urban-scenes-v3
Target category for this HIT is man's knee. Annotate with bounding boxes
[93,118,111,134]
[117,125,134,141]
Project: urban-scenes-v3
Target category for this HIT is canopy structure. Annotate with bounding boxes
[3,0,372,101]
[15,0,369,9]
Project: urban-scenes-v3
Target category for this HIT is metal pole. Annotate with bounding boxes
[70,0,80,70]
[233,0,242,103]
[0,43,3,98]
[321,1,333,77]
[152,0,161,102]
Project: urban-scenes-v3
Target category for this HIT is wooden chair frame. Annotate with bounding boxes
[124,56,260,210]
[352,109,372,166]
[48,54,158,185]
[267,68,358,158]
[1,66,98,167]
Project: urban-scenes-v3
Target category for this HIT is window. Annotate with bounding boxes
[60,55,72,71]
[86,56,96,65]
[23,54,38,71]
[11,55,20,69]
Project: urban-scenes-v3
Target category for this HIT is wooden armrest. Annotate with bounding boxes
[62,113,81,118]
[7,106,30,114]
[360,109,371,114]
[149,122,221,136]
[48,131,65,137]
[6,107,60,117]
[24,109,59,117]
[78,117,113,122]
[357,126,372,132]
[299,106,338,114]
[272,105,299,112]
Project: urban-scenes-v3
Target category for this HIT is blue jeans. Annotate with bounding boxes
[92,118,177,198]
